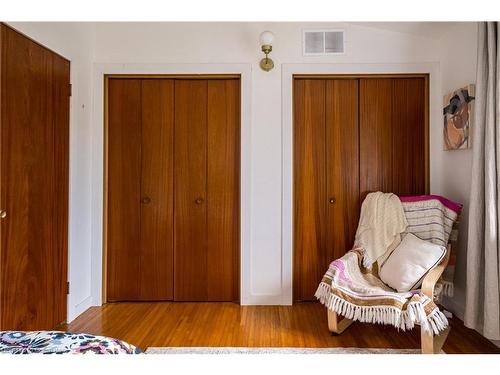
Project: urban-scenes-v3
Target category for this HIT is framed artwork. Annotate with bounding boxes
[443,84,475,150]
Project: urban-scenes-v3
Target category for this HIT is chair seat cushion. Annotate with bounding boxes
[379,233,446,292]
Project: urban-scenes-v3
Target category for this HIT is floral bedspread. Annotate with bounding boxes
[0,331,142,354]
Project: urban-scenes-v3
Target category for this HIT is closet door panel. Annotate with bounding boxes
[293,79,327,301]
[392,78,426,195]
[174,80,208,301]
[325,80,360,261]
[360,79,394,198]
[107,79,142,301]
[207,80,240,301]
[139,79,174,300]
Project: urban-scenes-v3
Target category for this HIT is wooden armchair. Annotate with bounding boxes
[327,244,452,354]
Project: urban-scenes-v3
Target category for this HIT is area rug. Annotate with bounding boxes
[146,347,439,354]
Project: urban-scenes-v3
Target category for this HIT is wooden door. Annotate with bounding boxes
[174,79,240,302]
[108,77,239,302]
[293,78,360,301]
[293,79,328,301]
[325,80,360,261]
[293,75,427,302]
[0,24,69,330]
[107,78,175,301]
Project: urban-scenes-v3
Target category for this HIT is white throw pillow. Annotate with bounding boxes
[379,233,446,292]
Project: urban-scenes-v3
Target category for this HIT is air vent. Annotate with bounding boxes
[303,30,345,56]
[304,31,324,54]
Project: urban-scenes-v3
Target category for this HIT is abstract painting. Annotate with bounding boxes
[443,84,475,150]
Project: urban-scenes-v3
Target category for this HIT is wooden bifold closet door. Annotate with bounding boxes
[293,79,360,301]
[107,77,240,302]
[0,24,70,330]
[293,76,427,301]
[107,79,174,301]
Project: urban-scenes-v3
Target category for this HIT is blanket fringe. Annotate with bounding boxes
[439,281,454,297]
[362,254,375,269]
[314,282,448,335]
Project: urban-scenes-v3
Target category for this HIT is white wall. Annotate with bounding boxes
[91,22,442,305]
[7,22,95,322]
[435,22,478,319]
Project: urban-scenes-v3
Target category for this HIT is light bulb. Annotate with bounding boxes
[259,31,274,46]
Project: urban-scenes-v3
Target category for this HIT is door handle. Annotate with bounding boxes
[194,198,204,205]
[329,197,336,204]
[141,197,151,204]
[0,210,6,219]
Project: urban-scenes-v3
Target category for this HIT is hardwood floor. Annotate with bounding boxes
[65,302,500,353]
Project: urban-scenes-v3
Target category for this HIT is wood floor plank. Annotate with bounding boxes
[65,302,500,353]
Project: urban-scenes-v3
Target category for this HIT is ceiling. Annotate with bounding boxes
[348,22,462,38]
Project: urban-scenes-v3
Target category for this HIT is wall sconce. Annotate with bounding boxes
[259,31,275,72]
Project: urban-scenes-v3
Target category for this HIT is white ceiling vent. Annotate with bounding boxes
[303,30,345,56]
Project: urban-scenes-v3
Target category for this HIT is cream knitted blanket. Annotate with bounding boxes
[354,192,408,268]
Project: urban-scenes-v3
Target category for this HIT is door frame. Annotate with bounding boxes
[99,73,249,305]
[283,64,439,304]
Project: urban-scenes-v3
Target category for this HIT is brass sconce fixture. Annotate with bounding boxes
[259,31,275,72]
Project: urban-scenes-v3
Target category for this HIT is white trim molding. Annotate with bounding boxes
[281,62,441,305]
[90,63,253,306]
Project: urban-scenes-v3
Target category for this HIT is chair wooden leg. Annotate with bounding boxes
[327,309,353,334]
[421,325,450,354]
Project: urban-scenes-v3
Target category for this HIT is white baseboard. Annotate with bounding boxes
[68,296,92,323]
[241,294,286,305]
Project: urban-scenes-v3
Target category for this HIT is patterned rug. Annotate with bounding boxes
[146,347,436,354]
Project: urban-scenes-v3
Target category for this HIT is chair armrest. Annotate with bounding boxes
[421,244,451,299]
